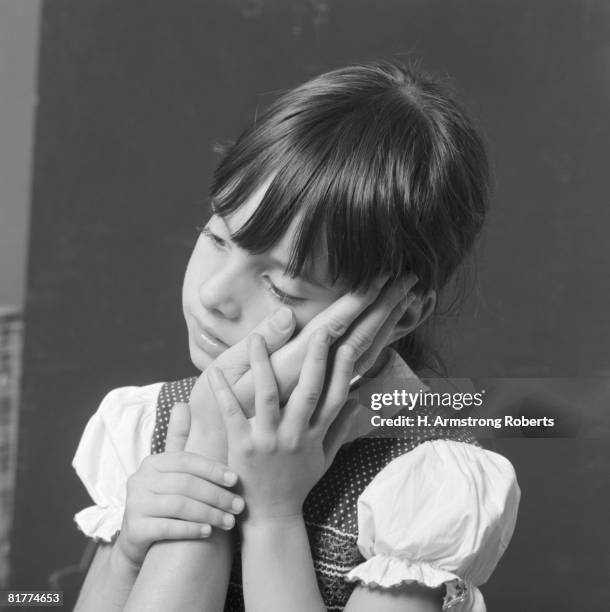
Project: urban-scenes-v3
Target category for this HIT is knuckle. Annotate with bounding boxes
[225,403,241,418]
[303,390,321,406]
[260,389,279,406]
[257,436,278,454]
[157,521,173,540]
[211,489,225,509]
[349,329,374,349]
[126,473,137,491]
[209,463,224,483]
[173,497,186,515]
[126,473,146,495]
[175,454,189,472]
[175,473,190,492]
[241,439,256,456]
[162,496,182,516]
[140,455,156,472]
[206,508,223,526]
[326,318,348,338]
[283,434,302,453]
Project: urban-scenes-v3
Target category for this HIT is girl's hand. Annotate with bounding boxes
[208,330,359,523]
[185,272,421,457]
[186,306,298,459]
[230,272,421,416]
[116,402,245,568]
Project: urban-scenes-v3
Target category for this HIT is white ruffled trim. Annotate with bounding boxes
[72,382,162,541]
[345,554,460,589]
[345,555,486,612]
[74,504,123,542]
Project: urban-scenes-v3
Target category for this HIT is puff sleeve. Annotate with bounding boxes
[345,439,521,611]
[71,383,163,542]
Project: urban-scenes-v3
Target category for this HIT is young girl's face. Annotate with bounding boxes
[182,180,347,371]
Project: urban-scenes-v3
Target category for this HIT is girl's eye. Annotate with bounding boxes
[197,225,227,249]
[263,276,304,307]
[195,224,305,306]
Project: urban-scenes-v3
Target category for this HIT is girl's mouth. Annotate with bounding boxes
[192,320,229,358]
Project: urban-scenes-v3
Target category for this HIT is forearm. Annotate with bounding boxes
[124,530,233,612]
[123,430,233,612]
[240,515,326,612]
[74,543,139,612]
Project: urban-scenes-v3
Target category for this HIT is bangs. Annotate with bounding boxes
[210,85,425,292]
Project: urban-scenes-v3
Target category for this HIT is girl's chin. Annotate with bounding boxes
[189,344,217,372]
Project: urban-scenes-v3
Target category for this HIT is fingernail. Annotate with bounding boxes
[224,471,238,485]
[232,497,245,513]
[200,524,212,537]
[271,306,293,331]
[222,514,235,529]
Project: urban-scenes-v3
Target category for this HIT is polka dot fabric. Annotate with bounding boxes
[150,376,197,455]
[151,377,481,612]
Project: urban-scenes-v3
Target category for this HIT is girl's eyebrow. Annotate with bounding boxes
[217,215,330,290]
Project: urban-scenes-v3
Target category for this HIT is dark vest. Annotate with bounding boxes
[151,377,480,611]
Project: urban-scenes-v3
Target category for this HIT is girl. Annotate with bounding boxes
[72,60,520,611]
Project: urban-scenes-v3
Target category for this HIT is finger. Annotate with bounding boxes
[251,306,297,353]
[141,518,214,541]
[299,276,389,348]
[207,307,296,387]
[152,452,238,487]
[151,473,245,514]
[337,273,419,368]
[312,343,357,433]
[164,402,191,453]
[285,329,331,430]
[353,291,417,376]
[249,334,280,433]
[208,366,250,439]
[323,399,361,466]
[151,494,238,531]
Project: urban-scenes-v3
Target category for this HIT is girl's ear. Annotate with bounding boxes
[393,289,437,342]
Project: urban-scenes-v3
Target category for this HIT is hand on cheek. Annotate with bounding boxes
[233,272,420,412]
[208,331,360,525]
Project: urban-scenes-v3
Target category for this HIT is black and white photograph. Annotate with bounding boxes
[0,1,608,610]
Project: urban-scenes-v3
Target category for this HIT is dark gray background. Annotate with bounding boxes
[11,1,610,610]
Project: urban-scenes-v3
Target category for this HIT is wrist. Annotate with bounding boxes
[240,512,305,535]
[184,426,227,460]
[111,538,142,578]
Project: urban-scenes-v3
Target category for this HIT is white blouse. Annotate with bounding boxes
[72,368,520,612]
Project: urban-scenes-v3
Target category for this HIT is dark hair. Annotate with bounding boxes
[209,59,491,376]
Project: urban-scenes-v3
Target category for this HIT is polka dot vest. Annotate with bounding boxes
[151,377,481,611]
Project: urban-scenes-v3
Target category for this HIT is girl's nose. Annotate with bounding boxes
[198,269,241,320]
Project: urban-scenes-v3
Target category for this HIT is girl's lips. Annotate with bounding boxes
[193,321,229,358]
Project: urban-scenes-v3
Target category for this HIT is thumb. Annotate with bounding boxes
[213,307,296,385]
[164,402,191,452]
